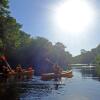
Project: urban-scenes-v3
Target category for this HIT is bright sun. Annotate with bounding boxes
[54,0,95,33]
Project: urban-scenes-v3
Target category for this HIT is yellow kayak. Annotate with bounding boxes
[41,70,73,81]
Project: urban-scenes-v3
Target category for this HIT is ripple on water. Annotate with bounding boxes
[1,68,100,100]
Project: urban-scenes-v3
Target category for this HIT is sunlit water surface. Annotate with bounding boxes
[0,67,100,100]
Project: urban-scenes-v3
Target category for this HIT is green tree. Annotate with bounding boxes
[95,55,100,76]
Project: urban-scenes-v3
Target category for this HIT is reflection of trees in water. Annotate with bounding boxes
[20,82,62,99]
[0,78,20,100]
[81,68,96,77]
[0,78,63,100]
[80,68,100,81]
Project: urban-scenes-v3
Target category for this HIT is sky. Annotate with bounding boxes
[9,0,100,56]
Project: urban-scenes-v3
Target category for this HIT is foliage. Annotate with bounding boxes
[74,44,100,64]
[95,55,100,76]
[0,0,10,16]
[0,0,73,75]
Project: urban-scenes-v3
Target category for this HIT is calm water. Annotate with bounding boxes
[0,67,100,100]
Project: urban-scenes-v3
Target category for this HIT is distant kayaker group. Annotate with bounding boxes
[0,56,72,80]
[0,56,34,78]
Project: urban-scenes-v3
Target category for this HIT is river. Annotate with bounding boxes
[0,67,100,100]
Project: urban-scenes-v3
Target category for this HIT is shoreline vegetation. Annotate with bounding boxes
[0,0,100,75]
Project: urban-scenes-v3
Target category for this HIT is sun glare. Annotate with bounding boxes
[54,0,95,33]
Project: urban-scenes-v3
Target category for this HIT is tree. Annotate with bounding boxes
[81,49,87,54]
[0,0,73,75]
[0,0,10,16]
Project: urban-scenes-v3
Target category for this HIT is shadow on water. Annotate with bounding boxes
[0,76,65,100]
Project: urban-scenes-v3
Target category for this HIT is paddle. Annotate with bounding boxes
[1,56,12,72]
[45,58,54,65]
[45,58,62,72]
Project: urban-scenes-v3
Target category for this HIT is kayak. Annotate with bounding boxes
[61,70,73,77]
[2,69,34,78]
[41,70,73,81]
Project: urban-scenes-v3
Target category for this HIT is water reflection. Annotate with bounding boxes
[76,67,100,81]
[0,78,20,100]
[0,76,65,100]
[1,67,100,100]
[81,68,96,77]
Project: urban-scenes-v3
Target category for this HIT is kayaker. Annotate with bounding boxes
[53,64,62,80]
[2,66,10,74]
[67,64,71,70]
[15,64,23,73]
[0,57,8,74]
[0,63,4,73]
[28,66,33,71]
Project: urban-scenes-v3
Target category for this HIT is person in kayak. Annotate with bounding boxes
[53,64,62,80]
[15,64,23,73]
